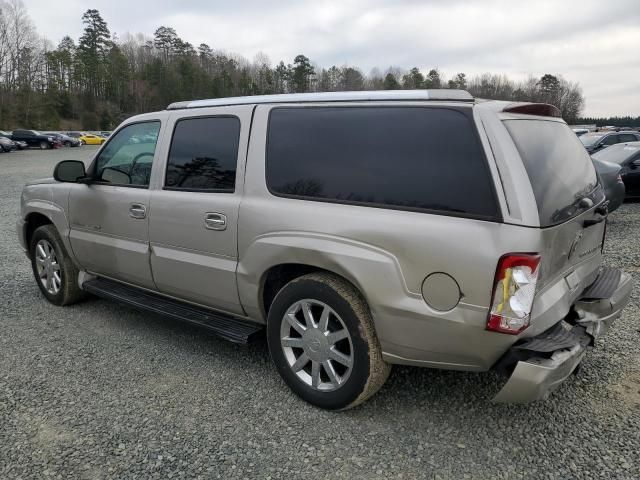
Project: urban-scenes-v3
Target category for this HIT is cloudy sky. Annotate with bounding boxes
[25,0,640,117]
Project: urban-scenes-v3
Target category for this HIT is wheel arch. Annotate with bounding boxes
[25,212,54,249]
[259,263,367,322]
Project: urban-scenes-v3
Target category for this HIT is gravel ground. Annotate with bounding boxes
[0,147,639,480]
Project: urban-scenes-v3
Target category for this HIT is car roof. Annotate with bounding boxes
[166,89,474,110]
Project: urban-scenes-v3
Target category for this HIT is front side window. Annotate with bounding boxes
[165,116,240,192]
[266,106,499,219]
[602,134,619,146]
[93,121,160,187]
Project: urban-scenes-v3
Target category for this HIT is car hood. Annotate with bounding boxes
[26,177,57,186]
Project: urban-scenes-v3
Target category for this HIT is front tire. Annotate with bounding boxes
[39,141,49,150]
[267,273,391,410]
[30,225,85,306]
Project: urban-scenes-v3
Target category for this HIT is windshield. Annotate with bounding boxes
[580,134,603,146]
[592,144,640,164]
[504,119,600,227]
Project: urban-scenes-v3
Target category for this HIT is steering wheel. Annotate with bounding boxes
[129,152,154,173]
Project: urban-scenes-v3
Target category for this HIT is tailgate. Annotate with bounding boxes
[502,117,608,336]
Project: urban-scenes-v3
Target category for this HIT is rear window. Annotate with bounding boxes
[504,119,600,227]
[266,107,499,220]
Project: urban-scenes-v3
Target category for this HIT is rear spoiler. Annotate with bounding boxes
[503,103,561,118]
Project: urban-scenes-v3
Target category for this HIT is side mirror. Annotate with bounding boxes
[53,160,88,183]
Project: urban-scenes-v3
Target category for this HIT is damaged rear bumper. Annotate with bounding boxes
[493,269,633,403]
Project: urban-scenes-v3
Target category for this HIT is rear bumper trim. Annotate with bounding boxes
[493,270,632,403]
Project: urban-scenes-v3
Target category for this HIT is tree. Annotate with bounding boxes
[424,68,441,88]
[383,73,400,90]
[448,72,466,89]
[290,54,314,93]
[77,9,111,97]
[402,67,424,89]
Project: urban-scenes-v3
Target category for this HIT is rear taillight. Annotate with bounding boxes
[487,253,541,335]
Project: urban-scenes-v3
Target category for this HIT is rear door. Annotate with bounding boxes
[502,118,606,293]
[147,105,253,315]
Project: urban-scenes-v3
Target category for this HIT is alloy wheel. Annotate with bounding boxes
[35,239,62,295]
[280,299,353,392]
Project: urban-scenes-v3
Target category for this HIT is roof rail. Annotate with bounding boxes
[166,89,474,110]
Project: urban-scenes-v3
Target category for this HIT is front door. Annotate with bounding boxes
[68,120,164,289]
[148,106,252,315]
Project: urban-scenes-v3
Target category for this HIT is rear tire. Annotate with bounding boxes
[30,225,85,306]
[267,272,390,410]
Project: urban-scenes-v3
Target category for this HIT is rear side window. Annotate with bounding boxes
[266,107,499,219]
[504,119,600,227]
[620,133,638,143]
[165,116,240,192]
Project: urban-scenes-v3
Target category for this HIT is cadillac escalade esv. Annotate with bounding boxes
[17,90,633,410]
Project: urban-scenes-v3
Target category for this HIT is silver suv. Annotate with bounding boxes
[17,90,632,410]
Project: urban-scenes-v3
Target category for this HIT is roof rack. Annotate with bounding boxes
[166,89,474,110]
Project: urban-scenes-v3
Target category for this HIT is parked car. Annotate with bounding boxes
[592,158,625,212]
[0,136,15,152]
[11,129,59,149]
[65,131,104,145]
[580,130,640,153]
[572,128,589,137]
[79,133,106,145]
[592,142,640,199]
[17,91,632,410]
[0,130,27,150]
[44,132,82,148]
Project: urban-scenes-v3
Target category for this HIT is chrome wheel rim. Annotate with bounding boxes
[35,239,62,295]
[280,299,353,392]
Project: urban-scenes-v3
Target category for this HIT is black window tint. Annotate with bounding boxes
[266,107,499,219]
[602,134,619,145]
[620,133,638,143]
[504,119,600,227]
[166,116,240,191]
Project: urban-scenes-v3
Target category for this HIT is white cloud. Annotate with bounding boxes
[23,0,640,116]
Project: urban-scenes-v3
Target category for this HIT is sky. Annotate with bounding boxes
[24,0,640,117]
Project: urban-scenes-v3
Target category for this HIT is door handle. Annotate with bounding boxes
[205,213,227,231]
[129,203,147,219]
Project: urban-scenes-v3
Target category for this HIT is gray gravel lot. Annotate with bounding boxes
[1,147,639,480]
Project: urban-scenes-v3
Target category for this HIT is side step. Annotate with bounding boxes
[83,278,264,345]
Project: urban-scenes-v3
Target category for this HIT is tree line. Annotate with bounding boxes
[0,1,588,130]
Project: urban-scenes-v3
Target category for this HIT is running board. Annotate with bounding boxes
[82,278,264,345]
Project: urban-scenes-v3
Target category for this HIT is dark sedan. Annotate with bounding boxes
[592,157,625,212]
[10,129,59,149]
[592,142,640,199]
[44,132,82,147]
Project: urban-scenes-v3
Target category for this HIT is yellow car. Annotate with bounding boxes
[79,133,106,145]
